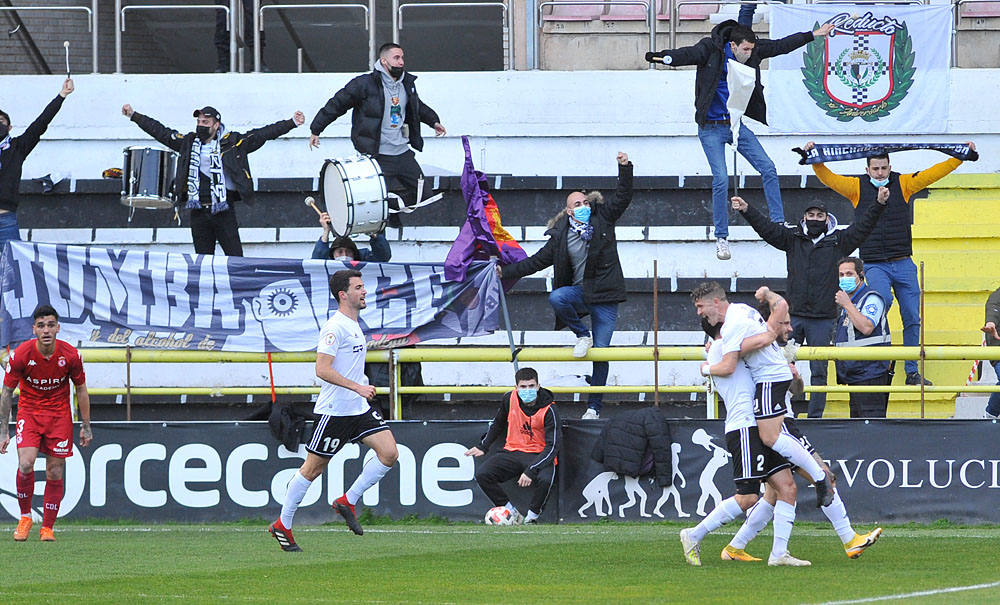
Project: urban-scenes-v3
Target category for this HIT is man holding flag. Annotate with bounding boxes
[645,21,833,261]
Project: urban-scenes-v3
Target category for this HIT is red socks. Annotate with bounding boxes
[15,470,33,517]
[42,479,64,529]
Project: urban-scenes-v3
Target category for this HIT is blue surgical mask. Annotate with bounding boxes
[839,277,859,293]
[870,177,889,188]
[517,387,538,403]
[572,206,591,223]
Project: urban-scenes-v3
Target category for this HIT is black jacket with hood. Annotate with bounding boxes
[648,20,815,126]
[591,407,674,487]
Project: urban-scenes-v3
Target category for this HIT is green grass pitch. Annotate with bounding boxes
[2,521,999,604]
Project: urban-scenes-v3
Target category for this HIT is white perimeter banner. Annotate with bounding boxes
[768,4,951,133]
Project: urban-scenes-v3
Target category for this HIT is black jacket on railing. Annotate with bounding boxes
[591,407,673,487]
[130,112,296,206]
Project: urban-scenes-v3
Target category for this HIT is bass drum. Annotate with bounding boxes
[319,155,388,237]
[121,146,178,209]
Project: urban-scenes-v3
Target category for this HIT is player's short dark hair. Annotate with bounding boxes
[32,304,59,321]
[0,110,10,124]
[329,270,363,303]
[514,367,539,384]
[691,281,727,303]
[378,42,402,57]
[838,256,865,277]
[729,25,757,46]
[866,152,890,166]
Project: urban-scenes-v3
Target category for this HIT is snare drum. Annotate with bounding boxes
[121,146,178,210]
[319,155,388,237]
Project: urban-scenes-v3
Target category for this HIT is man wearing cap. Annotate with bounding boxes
[122,103,305,256]
[311,211,391,262]
[731,192,887,417]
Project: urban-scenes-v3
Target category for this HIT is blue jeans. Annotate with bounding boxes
[697,122,784,240]
[0,212,20,255]
[791,316,836,418]
[987,360,1000,417]
[864,259,921,375]
[548,285,619,412]
[738,0,788,27]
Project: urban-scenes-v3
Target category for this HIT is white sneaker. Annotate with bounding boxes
[768,552,811,567]
[573,336,593,358]
[716,238,732,261]
[508,510,524,525]
[679,528,701,566]
[581,408,600,420]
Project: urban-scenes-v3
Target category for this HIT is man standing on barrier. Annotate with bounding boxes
[309,43,446,229]
[270,270,398,551]
[644,22,832,260]
[731,193,887,418]
[122,104,305,256]
[498,152,634,420]
[464,367,560,525]
[1,78,74,251]
[1,304,93,542]
[984,286,1000,419]
[804,140,977,386]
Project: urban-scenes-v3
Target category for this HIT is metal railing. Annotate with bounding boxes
[0,4,98,73]
[253,1,376,73]
[394,0,514,69]
[536,1,654,69]
[73,345,1000,421]
[115,1,235,73]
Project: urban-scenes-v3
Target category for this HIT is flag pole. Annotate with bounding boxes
[494,259,520,372]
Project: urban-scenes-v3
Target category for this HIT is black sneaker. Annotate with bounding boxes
[906,372,933,386]
[814,476,834,508]
[334,495,364,535]
[269,520,302,552]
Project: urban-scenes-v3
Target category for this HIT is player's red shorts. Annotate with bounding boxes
[15,412,74,458]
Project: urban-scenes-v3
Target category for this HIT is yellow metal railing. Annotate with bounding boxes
[69,346,1000,420]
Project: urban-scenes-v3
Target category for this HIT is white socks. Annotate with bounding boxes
[821,488,856,544]
[772,433,825,482]
[729,499,773,549]
[346,458,393,505]
[690,496,744,543]
[280,471,313,529]
[525,510,539,523]
[771,500,796,557]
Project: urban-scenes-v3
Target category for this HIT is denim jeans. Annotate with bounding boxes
[697,122,784,240]
[548,285,619,412]
[738,0,788,27]
[864,259,921,375]
[791,315,836,418]
[987,360,1000,417]
[0,212,21,254]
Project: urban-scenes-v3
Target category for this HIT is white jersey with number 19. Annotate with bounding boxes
[314,311,369,417]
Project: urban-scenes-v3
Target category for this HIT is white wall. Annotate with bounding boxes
[3,70,998,183]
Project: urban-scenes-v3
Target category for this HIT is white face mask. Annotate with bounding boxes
[333,255,352,262]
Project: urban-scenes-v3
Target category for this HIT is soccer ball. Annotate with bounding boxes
[484,506,513,526]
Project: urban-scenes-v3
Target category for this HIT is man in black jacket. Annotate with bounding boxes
[464,367,560,524]
[0,78,74,251]
[309,43,445,228]
[499,152,634,420]
[731,194,887,417]
[122,104,304,256]
[645,21,832,261]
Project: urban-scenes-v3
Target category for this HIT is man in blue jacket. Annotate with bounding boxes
[311,211,391,262]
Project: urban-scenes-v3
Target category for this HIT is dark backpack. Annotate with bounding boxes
[268,404,308,451]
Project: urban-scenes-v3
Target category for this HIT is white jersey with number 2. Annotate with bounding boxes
[314,311,369,416]
[719,303,793,383]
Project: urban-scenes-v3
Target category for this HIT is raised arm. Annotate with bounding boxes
[734,196,795,251]
[645,38,713,67]
[16,79,72,156]
[238,113,300,154]
[900,155,966,202]
[598,153,634,224]
[124,105,186,152]
[755,23,831,60]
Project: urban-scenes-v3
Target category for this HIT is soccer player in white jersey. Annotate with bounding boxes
[269,269,399,551]
[692,281,834,509]
[724,292,883,560]
[679,318,810,567]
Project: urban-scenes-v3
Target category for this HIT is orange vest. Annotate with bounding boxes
[504,391,551,454]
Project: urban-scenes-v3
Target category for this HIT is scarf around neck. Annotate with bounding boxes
[186,133,228,214]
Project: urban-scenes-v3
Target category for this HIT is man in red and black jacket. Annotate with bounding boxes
[464,367,560,524]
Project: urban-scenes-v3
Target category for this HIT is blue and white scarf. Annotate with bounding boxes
[186,134,228,214]
[569,217,593,242]
[0,135,11,172]
[794,142,979,165]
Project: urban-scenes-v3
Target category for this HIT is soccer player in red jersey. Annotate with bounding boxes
[1,305,92,541]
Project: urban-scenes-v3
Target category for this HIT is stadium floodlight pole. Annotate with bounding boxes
[493,258,520,372]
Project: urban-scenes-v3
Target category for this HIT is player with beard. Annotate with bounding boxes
[269,270,398,551]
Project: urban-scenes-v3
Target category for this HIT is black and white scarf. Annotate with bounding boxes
[793,142,979,165]
[0,135,11,171]
[186,135,228,214]
[569,218,593,242]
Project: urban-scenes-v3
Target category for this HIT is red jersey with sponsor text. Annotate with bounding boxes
[4,339,85,417]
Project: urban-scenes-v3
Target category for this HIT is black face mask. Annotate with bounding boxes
[805,219,826,237]
[196,125,212,142]
[387,65,404,79]
[701,317,720,339]
[0,123,9,139]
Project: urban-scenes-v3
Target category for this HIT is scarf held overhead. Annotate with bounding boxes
[793,142,979,165]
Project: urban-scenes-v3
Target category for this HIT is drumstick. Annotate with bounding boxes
[304,196,323,216]
[63,41,70,79]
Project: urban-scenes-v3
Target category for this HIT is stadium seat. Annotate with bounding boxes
[600,1,651,21]
[542,0,606,21]
[657,0,718,20]
[960,1,1000,17]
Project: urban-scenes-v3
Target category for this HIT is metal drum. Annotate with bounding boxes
[319,155,388,237]
[121,146,178,210]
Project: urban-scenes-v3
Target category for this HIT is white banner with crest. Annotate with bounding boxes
[768,4,951,133]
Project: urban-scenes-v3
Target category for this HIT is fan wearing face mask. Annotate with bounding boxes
[803,140,977,387]
[122,103,305,256]
[311,214,391,263]
[731,193,887,418]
